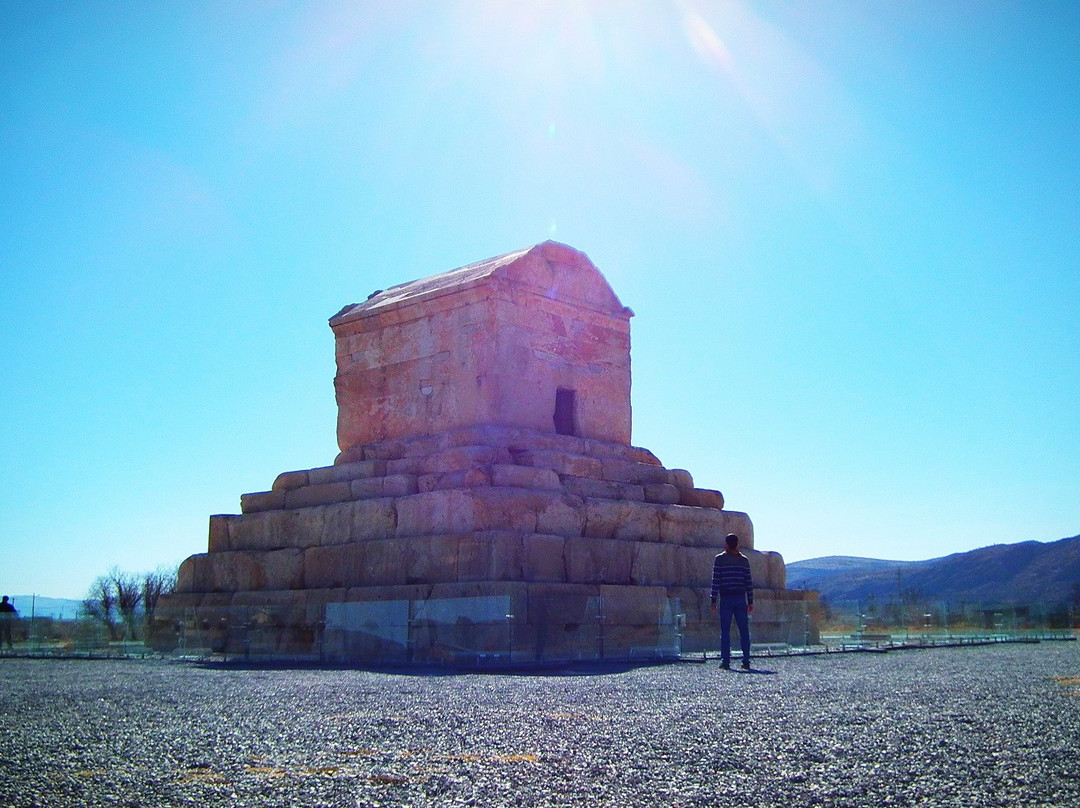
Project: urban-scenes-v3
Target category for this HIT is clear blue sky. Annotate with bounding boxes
[2,1,1077,599]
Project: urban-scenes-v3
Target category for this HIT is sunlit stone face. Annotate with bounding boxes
[330,241,633,452]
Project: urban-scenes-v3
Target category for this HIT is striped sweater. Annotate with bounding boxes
[710,551,754,605]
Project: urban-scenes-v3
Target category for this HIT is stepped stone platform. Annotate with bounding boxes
[166,424,803,661]
[160,241,817,663]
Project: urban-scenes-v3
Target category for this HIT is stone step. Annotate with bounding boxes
[223,487,752,553]
[183,532,783,594]
[334,424,664,468]
[246,449,719,515]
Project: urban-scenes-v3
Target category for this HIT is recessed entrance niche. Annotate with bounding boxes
[554,388,576,436]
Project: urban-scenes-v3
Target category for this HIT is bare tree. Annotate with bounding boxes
[143,564,177,627]
[110,567,143,640]
[83,576,120,641]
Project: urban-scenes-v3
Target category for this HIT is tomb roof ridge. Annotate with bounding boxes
[329,241,629,327]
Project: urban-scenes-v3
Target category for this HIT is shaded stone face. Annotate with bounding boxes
[330,241,633,453]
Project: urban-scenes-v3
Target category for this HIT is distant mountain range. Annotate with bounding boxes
[787,534,1080,607]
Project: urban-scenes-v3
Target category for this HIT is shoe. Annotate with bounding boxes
[720,661,730,670]
[741,660,751,670]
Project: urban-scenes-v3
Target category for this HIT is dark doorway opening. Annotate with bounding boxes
[554,388,576,436]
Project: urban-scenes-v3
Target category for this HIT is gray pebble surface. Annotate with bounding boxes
[1,643,1078,807]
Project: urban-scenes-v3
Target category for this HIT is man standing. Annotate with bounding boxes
[710,534,754,670]
[0,596,16,650]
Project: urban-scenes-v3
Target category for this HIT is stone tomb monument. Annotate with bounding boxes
[162,241,816,662]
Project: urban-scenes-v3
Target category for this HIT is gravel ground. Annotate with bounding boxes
[1,642,1078,808]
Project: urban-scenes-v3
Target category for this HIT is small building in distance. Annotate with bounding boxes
[160,241,817,663]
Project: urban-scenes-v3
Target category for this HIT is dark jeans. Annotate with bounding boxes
[718,595,750,665]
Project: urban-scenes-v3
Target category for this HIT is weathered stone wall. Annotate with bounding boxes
[330,242,632,452]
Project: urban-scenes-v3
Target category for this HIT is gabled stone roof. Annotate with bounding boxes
[330,240,631,327]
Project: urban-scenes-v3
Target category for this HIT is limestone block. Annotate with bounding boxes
[229,588,299,613]
[581,439,660,466]
[386,456,421,475]
[241,491,286,514]
[670,469,694,489]
[280,502,372,548]
[310,502,351,546]
[630,542,677,586]
[525,583,598,625]
[207,549,303,592]
[305,465,336,486]
[678,488,725,510]
[230,588,313,629]
[456,531,523,582]
[602,625,672,657]
[309,460,387,486]
[418,467,491,493]
[272,470,310,493]
[426,581,530,624]
[373,432,418,459]
[396,434,444,459]
[228,510,296,552]
[208,516,233,553]
[284,481,353,510]
[259,548,306,591]
[396,489,521,535]
[287,506,325,548]
[601,459,672,486]
[349,478,385,499]
[507,430,587,457]
[597,584,669,626]
[195,592,235,610]
[521,534,566,582]
[743,549,784,591]
[298,587,350,626]
[564,537,632,584]
[563,476,645,501]
[387,445,504,476]
[345,497,397,541]
[674,546,718,589]
[666,586,710,625]
[344,583,434,604]
[404,535,461,585]
[415,445,514,475]
[657,505,730,547]
[379,474,418,497]
[490,464,562,490]
[358,541,397,587]
[628,446,662,465]
[644,483,680,505]
[176,554,204,593]
[334,445,366,466]
[396,488,577,536]
[535,493,586,537]
[305,544,372,589]
[323,535,458,588]
[582,499,660,541]
[515,449,602,479]
[764,551,786,590]
[154,591,205,615]
[723,511,755,550]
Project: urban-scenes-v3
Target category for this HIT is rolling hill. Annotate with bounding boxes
[787,534,1080,607]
